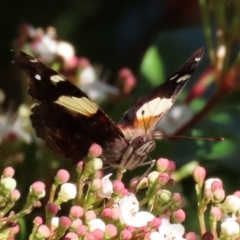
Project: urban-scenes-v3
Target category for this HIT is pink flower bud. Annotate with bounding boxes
[30,181,45,198]
[211,180,223,192]
[204,189,213,201]
[166,160,176,172]
[2,167,15,178]
[149,217,161,229]
[35,225,50,239]
[121,188,129,196]
[172,209,186,223]
[9,189,20,202]
[71,219,82,230]
[70,206,83,219]
[193,166,206,184]
[65,232,78,240]
[113,180,125,194]
[186,232,198,240]
[120,229,132,239]
[234,191,240,198]
[84,233,95,240]
[59,216,72,230]
[205,178,222,191]
[55,169,70,184]
[77,161,84,172]
[33,217,43,225]
[171,193,185,210]
[92,229,104,239]
[210,207,222,220]
[111,206,121,220]
[158,172,169,185]
[102,208,113,218]
[105,224,117,238]
[85,210,96,222]
[88,143,102,158]
[156,158,169,172]
[202,232,214,240]
[46,202,59,216]
[76,225,87,236]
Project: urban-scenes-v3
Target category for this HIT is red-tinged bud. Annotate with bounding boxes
[211,180,223,192]
[193,166,206,184]
[59,216,72,230]
[121,188,129,196]
[205,178,222,191]
[172,209,186,223]
[210,207,222,220]
[46,202,59,216]
[156,158,169,172]
[88,143,102,158]
[120,229,132,240]
[11,224,20,235]
[102,208,113,218]
[55,169,70,184]
[186,232,198,240]
[166,161,176,172]
[76,161,84,173]
[213,189,225,202]
[35,225,50,239]
[92,229,104,239]
[105,224,117,239]
[118,68,133,79]
[202,232,214,240]
[85,210,96,222]
[158,172,169,185]
[76,225,87,236]
[9,189,20,202]
[3,167,15,178]
[70,206,83,219]
[149,217,161,229]
[84,233,95,240]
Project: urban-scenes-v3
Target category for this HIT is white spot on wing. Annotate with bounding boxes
[195,57,201,62]
[50,75,65,83]
[30,59,38,63]
[136,97,172,118]
[170,74,178,80]
[176,74,190,82]
[35,74,41,80]
[55,96,98,116]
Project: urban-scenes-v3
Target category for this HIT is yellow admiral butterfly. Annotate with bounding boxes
[14,48,204,170]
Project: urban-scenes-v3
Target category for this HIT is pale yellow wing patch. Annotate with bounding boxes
[55,96,98,116]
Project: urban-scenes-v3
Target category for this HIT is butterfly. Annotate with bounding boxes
[14,48,204,170]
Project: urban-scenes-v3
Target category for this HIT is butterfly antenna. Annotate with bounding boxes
[153,132,224,141]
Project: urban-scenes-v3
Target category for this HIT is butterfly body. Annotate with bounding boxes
[14,48,204,170]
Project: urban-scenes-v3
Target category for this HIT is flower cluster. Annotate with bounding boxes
[13,23,136,103]
[1,143,240,239]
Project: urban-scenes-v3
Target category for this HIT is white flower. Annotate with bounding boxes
[97,173,113,198]
[221,218,239,237]
[150,218,185,240]
[118,194,154,227]
[56,41,75,62]
[88,218,106,232]
[157,104,193,134]
[58,183,77,202]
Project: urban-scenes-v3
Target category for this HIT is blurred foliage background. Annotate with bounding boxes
[0,0,240,236]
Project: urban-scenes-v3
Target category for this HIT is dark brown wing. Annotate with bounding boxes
[14,51,125,163]
[118,47,204,134]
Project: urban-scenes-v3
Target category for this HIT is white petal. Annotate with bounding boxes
[97,173,113,198]
[150,232,162,240]
[119,193,139,213]
[121,211,154,227]
[88,219,106,232]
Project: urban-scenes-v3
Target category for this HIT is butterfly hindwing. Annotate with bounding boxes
[117,47,204,134]
[14,52,125,163]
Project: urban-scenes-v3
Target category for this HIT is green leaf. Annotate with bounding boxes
[140,46,164,86]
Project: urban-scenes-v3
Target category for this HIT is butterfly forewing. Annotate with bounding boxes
[117,47,204,134]
[14,52,126,163]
